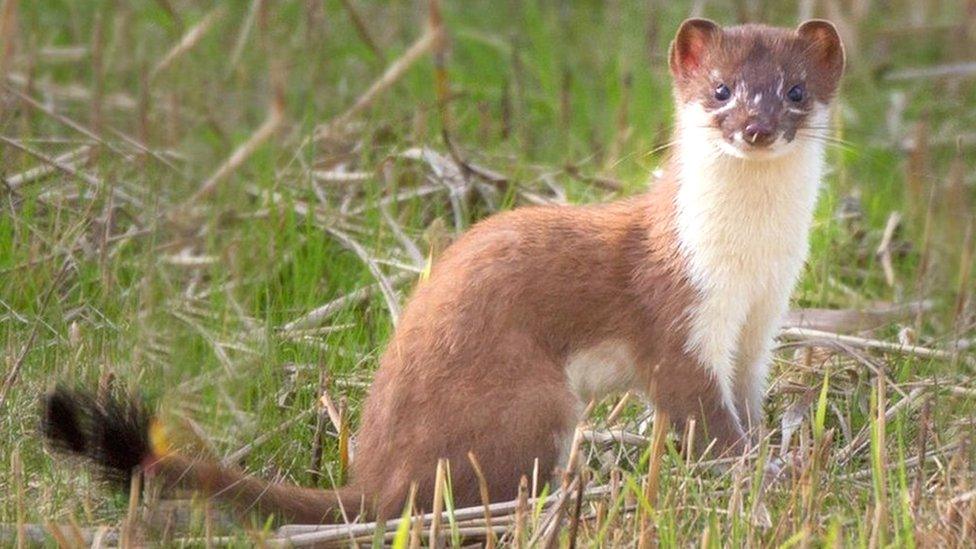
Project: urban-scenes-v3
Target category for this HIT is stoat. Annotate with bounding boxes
[44,18,844,525]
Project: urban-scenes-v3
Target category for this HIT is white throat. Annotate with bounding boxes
[673,102,828,269]
[671,100,828,409]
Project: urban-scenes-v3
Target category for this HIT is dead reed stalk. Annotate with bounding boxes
[638,409,670,549]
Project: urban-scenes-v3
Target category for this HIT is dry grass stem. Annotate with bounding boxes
[784,301,932,333]
[3,145,91,189]
[429,458,446,549]
[638,409,670,549]
[222,407,316,466]
[315,24,442,141]
[151,7,226,81]
[0,136,102,187]
[339,0,386,64]
[180,95,285,208]
[323,226,403,326]
[467,452,495,548]
[876,211,901,287]
[227,0,262,74]
[0,260,70,410]
[3,84,132,159]
[884,61,976,80]
[778,327,966,364]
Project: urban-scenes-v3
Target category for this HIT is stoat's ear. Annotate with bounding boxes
[669,18,721,78]
[797,20,845,77]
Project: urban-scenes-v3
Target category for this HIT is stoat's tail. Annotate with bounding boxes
[41,387,363,525]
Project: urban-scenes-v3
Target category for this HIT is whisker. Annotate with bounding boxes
[643,141,679,157]
[794,132,856,146]
[792,135,858,154]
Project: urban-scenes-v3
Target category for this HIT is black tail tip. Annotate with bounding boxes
[42,387,93,455]
[41,386,154,484]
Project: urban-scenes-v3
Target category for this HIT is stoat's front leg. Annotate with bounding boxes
[646,357,748,459]
[732,293,790,440]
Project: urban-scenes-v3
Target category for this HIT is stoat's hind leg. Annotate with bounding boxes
[356,336,581,520]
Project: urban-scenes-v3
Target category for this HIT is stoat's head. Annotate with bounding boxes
[669,19,844,161]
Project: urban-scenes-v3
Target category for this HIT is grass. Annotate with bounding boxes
[1,0,975,546]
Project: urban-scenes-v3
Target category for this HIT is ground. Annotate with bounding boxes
[1,0,975,546]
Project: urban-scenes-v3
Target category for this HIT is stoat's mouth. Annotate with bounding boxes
[716,133,795,161]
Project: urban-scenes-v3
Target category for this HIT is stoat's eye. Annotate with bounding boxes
[787,84,805,102]
[714,84,732,101]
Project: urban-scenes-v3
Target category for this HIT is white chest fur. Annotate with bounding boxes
[564,340,637,402]
[674,102,827,408]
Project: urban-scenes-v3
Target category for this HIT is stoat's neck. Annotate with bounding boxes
[667,101,829,399]
[671,102,827,277]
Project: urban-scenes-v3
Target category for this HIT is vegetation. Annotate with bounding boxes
[1,0,974,546]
